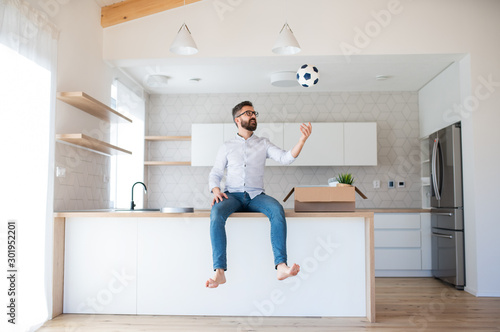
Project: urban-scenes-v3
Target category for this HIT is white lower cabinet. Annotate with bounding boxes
[374,213,432,277]
[375,249,422,270]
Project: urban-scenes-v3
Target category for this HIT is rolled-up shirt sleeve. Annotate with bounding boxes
[208,144,228,192]
[265,139,296,165]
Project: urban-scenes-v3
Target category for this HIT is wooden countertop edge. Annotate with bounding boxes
[358,208,431,213]
[53,208,429,218]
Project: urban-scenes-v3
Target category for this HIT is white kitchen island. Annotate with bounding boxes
[52,211,375,322]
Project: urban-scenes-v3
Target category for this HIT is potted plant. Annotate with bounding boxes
[336,173,354,187]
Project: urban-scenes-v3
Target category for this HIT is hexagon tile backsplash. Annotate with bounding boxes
[54,142,111,211]
[146,91,422,210]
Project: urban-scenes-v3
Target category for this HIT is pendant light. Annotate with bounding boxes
[169,0,198,55]
[272,23,301,55]
[272,0,301,55]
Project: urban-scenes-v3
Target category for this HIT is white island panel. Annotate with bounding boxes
[63,217,138,314]
[136,217,366,317]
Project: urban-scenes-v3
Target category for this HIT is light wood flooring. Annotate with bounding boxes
[38,278,500,331]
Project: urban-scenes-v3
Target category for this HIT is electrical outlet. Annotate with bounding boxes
[373,180,380,189]
[56,167,66,178]
[398,181,405,188]
[388,180,395,188]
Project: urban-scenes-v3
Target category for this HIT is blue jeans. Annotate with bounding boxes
[210,192,287,270]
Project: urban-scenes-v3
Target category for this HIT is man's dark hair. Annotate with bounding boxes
[232,101,253,124]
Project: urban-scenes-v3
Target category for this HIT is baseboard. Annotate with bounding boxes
[464,286,477,296]
[375,270,433,277]
[472,290,500,297]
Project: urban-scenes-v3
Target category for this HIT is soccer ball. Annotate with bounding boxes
[296,64,319,87]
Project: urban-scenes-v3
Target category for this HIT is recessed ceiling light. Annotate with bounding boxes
[270,71,299,87]
[376,75,391,81]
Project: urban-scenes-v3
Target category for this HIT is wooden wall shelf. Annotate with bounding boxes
[144,161,191,166]
[57,91,132,123]
[56,134,132,156]
[144,136,191,166]
[145,136,191,141]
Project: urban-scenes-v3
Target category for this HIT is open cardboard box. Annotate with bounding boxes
[283,185,367,212]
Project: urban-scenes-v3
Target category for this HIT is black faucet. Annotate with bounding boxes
[131,181,147,210]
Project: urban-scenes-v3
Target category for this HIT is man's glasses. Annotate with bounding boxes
[235,110,259,118]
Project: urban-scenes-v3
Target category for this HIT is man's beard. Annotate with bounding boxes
[241,118,257,131]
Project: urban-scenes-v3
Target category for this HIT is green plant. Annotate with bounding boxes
[336,173,354,185]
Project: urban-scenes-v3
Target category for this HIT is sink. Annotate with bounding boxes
[161,207,194,213]
[112,207,194,213]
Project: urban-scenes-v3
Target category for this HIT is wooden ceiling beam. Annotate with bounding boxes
[101,0,202,28]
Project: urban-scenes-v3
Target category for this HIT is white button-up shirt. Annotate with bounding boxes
[209,133,296,199]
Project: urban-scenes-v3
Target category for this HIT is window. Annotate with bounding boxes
[0,0,58,327]
[109,80,146,208]
[0,42,54,329]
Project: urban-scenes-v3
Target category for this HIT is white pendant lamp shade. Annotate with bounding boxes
[272,23,301,55]
[170,23,198,55]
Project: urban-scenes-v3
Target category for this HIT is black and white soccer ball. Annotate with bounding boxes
[296,64,319,87]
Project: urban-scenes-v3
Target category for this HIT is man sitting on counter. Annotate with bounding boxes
[206,100,312,288]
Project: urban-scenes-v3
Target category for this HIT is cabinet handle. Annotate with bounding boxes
[432,232,453,239]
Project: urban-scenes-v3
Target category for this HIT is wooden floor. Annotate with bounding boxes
[38,278,500,332]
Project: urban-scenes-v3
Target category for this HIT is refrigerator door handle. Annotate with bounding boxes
[433,212,453,217]
[432,232,453,239]
[432,138,441,200]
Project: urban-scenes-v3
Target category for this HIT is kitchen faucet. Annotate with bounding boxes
[131,181,147,210]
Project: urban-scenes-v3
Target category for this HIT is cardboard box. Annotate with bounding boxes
[283,185,367,212]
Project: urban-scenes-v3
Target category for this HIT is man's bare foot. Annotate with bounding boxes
[277,263,300,280]
[205,269,226,288]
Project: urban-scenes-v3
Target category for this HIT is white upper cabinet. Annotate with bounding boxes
[343,122,377,166]
[223,123,237,142]
[223,122,284,148]
[255,123,284,166]
[191,123,224,166]
[217,123,286,167]
[192,122,376,167]
[284,122,344,166]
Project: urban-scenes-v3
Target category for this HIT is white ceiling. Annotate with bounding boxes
[95,1,464,95]
[112,53,465,95]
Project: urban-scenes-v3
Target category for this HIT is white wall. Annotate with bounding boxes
[23,0,146,318]
[25,0,146,211]
[103,0,500,296]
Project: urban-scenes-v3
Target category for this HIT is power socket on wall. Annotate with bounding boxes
[56,167,66,178]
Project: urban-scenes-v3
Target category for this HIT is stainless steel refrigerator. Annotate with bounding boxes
[429,122,465,290]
